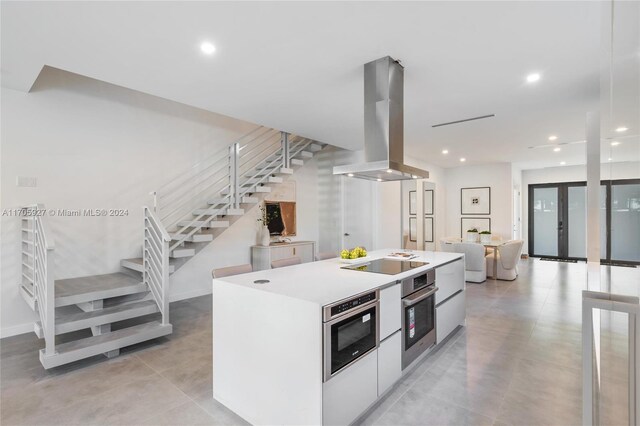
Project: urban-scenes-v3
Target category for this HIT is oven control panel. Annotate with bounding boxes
[327,291,377,319]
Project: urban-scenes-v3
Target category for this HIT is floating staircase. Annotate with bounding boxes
[19,127,325,369]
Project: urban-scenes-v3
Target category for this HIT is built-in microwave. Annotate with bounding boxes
[401,269,437,369]
[323,290,379,382]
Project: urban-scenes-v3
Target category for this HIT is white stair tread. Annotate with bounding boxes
[291,158,304,166]
[169,232,213,243]
[37,300,159,336]
[176,220,230,228]
[206,198,232,205]
[39,321,172,369]
[55,273,148,307]
[121,258,176,274]
[243,176,283,185]
[294,150,313,158]
[192,208,244,216]
[170,248,195,258]
[240,196,259,203]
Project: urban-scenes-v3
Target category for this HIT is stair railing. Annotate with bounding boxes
[22,204,56,356]
[143,206,171,325]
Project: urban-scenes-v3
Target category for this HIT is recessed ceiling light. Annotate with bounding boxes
[615,126,628,133]
[460,158,466,162]
[386,169,393,173]
[376,178,382,182]
[608,157,612,161]
[412,175,418,179]
[347,173,354,177]
[548,135,558,141]
[442,149,449,154]
[526,73,541,83]
[611,141,620,146]
[560,161,566,165]
[553,147,561,152]
[200,41,216,55]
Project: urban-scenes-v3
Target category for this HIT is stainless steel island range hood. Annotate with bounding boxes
[333,56,429,182]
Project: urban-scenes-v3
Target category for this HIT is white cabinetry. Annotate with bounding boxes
[378,331,401,396]
[322,350,378,426]
[436,290,465,344]
[435,259,465,304]
[379,283,401,340]
[251,241,316,271]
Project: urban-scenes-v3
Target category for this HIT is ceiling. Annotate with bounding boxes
[2,1,639,170]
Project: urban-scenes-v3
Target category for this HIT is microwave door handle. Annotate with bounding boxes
[403,287,438,307]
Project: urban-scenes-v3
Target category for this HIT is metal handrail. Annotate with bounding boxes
[21,203,55,357]
[143,206,170,325]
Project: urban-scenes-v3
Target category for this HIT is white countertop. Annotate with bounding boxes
[213,249,464,306]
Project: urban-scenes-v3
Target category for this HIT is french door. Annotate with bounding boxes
[529,179,640,265]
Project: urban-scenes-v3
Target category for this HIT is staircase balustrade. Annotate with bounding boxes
[143,206,171,325]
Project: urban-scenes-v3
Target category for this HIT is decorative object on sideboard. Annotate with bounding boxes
[461,217,491,238]
[461,186,491,215]
[257,204,278,246]
[466,228,479,242]
[480,230,492,244]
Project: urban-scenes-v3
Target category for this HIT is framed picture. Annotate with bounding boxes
[424,189,434,215]
[424,217,434,243]
[461,217,491,237]
[461,187,491,215]
[409,190,417,215]
[409,217,417,241]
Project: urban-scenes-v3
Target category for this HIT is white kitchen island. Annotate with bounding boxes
[212,249,465,426]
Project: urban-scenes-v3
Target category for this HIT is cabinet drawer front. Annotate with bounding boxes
[293,244,314,263]
[436,290,465,344]
[378,331,401,396]
[379,283,401,340]
[271,246,294,261]
[435,258,465,304]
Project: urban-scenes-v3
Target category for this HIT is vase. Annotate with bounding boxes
[466,232,478,242]
[480,234,491,244]
[260,226,271,246]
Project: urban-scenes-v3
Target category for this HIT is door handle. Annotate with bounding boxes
[403,286,438,306]
[344,233,350,236]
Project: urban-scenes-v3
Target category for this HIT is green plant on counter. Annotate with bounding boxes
[479,231,491,235]
[467,228,478,233]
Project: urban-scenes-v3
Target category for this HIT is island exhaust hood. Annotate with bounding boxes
[333,56,429,182]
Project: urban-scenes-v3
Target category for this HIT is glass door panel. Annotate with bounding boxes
[532,187,559,256]
[610,182,640,262]
[567,186,586,258]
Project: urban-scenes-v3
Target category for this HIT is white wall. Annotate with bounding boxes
[442,163,513,241]
[0,67,319,337]
[520,161,640,255]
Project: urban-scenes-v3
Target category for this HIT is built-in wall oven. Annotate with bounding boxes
[401,268,437,369]
[323,290,379,382]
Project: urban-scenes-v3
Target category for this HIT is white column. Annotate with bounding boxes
[586,111,601,264]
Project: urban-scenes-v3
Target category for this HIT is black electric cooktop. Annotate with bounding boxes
[341,259,428,275]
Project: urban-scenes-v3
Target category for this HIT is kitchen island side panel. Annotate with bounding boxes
[212,280,323,425]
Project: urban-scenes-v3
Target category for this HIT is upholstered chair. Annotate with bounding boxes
[271,256,302,269]
[212,263,253,279]
[452,242,487,283]
[486,240,524,281]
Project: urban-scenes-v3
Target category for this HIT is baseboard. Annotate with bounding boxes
[1,322,34,339]
[169,286,212,303]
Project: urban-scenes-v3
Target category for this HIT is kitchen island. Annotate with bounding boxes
[212,249,465,425]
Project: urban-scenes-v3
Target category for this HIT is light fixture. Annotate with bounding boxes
[548,135,558,141]
[526,73,541,83]
[376,178,382,182]
[608,157,612,161]
[347,173,354,177]
[412,175,418,179]
[460,158,466,162]
[553,147,561,152]
[615,126,628,133]
[386,169,393,173]
[200,41,216,55]
[611,141,620,146]
[560,161,566,165]
[442,149,449,154]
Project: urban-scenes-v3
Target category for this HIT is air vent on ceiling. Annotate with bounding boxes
[432,114,495,128]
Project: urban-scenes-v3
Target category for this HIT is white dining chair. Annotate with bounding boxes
[212,264,253,279]
[452,242,487,283]
[486,240,524,281]
[439,237,458,252]
[271,256,301,269]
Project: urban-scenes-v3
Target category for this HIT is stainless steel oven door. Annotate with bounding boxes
[401,285,437,369]
[323,301,379,382]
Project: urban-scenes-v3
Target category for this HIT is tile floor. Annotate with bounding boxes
[1,259,636,425]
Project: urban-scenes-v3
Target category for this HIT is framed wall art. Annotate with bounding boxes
[409,190,417,215]
[424,217,434,243]
[424,189,434,215]
[461,187,491,215]
[461,217,491,237]
[409,217,417,241]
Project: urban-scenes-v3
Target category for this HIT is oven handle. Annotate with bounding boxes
[403,286,438,307]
